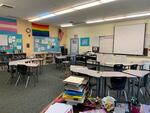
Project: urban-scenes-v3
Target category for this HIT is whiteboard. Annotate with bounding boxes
[114,24,145,55]
[91,36,99,47]
[0,35,8,46]
[99,35,113,53]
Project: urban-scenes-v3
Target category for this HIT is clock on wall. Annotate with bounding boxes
[26,28,31,33]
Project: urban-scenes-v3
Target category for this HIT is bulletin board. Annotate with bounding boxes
[34,36,60,53]
[0,34,23,53]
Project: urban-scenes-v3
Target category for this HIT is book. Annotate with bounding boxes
[63,76,85,85]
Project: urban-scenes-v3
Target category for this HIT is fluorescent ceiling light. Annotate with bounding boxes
[101,0,116,3]
[0,3,3,7]
[73,1,101,10]
[86,11,150,24]
[86,19,104,24]
[61,23,73,27]
[126,12,150,18]
[29,14,55,22]
[55,9,75,15]
[28,0,116,22]
[105,16,126,21]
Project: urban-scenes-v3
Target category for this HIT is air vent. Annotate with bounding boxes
[0,4,14,9]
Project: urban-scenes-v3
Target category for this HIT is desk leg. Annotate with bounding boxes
[136,77,140,99]
[96,78,100,97]
[104,77,107,97]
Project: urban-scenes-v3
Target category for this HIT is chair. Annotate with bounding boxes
[130,64,138,70]
[6,65,16,84]
[15,65,28,88]
[113,64,124,71]
[134,73,150,102]
[128,64,138,95]
[107,64,127,101]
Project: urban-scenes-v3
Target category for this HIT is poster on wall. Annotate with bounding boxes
[34,36,60,53]
[80,37,90,46]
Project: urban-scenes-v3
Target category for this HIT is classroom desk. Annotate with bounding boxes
[31,58,43,74]
[101,71,135,97]
[9,58,43,74]
[70,65,135,97]
[8,60,39,87]
[123,70,149,99]
[103,62,144,69]
[18,62,39,87]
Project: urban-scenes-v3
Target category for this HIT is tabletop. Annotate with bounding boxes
[123,69,149,77]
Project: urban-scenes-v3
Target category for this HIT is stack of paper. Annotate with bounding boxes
[45,103,73,113]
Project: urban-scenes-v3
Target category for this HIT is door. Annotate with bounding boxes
[70,38,79,55]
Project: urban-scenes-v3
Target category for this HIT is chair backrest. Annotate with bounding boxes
[130,64,138,70]
[114,64,124,72]
[17,65,27,75]
[142,74,149,87]
[110,77,127,90]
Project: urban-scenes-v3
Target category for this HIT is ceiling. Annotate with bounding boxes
[0,0,150,26]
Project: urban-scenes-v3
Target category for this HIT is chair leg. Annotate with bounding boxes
[123,90,128,101]
[145,88,150,97]
[25,76,30,88]
[140,88,146,102]
[15,75,21,86]
[108,90,110,96]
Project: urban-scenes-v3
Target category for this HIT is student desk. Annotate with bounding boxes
[8,60,39,87]
[101,71,135,97]
[123,70,149,99]
[9,58,43,74]
[70,65,135,97]
[103,62,144,69]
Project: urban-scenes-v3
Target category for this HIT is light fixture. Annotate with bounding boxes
[73,1,101,10]
[28,0,116,22]
[86,19,104,24]
[0,3,3,7]
[86,11,150,24]
[29,14,56,22]
[54,9,75,15]
[126,12,150,18]
[105,16,126,21]
[61,23,73,27]
[101,0,116,3]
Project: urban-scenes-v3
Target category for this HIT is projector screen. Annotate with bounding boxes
[114,24,145,55]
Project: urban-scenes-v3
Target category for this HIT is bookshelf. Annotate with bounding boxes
[34,52,61,65]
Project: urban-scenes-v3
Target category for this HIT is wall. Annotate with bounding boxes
[17,19,67,57]
[66,18,150,55]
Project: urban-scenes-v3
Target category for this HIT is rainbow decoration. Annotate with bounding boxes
[32,23,49,37]
[0,17,17,34]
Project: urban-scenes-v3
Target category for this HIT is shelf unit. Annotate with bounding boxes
[34,52,61,65]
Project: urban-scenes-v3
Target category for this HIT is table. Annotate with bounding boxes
[101,71,135,97]
[8,59,39,87]
[104,62,144,69]
[70,65,135,97]
[123,70,149,99]
[31,58,43,74]
[9,58,43,74]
